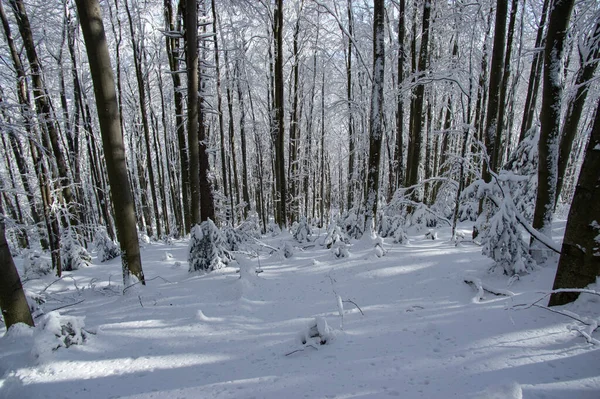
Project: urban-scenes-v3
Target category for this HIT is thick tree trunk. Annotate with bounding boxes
[363,0,385,228]
[391,0,406,196]
[531,0,575,260]
[274,0,286,227]
[493,0,518,170]
[548,98,600,306]
[75,0,145,285]
[405,0,431,196]
[482,0,507,178]
[0,195,34,329]
[555,18,600,206]
[185,0,201,227]
[164,0,190,234]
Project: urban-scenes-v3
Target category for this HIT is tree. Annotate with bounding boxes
[363,0,385,229]
[186,0,201,228]
[75,0,145,286]
[0,194,34,329]
[531,0,575,260]
[482,0,507,177]
[273,0,286,227]
[405,0,432,195]
[548,98,600,306]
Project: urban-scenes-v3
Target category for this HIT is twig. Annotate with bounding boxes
[138,295,144,308]
[285,344,318,356]
[342,300,365,315]
[122,275,172,294]
[40,277,65,293]
[37,299,85,317]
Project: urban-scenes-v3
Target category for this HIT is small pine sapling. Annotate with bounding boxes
[292,217,312,242]
[188,220,233,272]
[93,227,120,262]
[60,228,91,271]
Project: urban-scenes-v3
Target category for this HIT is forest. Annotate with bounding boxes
[0,0,599,397]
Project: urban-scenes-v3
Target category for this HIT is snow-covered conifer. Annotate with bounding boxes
[188,220,233,272]
[60,228,91,271]
[93,227,120,262]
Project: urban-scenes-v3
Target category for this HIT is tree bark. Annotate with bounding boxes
[548,98,600,306]
[405,0,431,196]
[519,0,550,142]
[531,0,575,259]
[363,0,385,228]
[482,0,507,178]
[274,0,287,227]
[0,195,34,329]
[75,0,145,285]
[555,18,600,206]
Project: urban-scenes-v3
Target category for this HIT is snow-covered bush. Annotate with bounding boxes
[138,229,151,245]
[502,126,539,221]
[341,210,364,239]
[93,227,120,262]
[323,224,350,249]
[33,312,88,359]
[470,179,536,276]
[283,241,294,258]
[378,215,408,244]
[236,213,263,239]
[267,219,281,236]
[222,226,245,251]
[23,250,52,278]
[292,217,311,242]
[60,228,91,271]
[298,317,333,346]
[188,219,233,272]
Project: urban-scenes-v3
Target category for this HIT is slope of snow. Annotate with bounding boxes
[1,223,598,399]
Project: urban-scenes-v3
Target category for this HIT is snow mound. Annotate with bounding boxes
[472,382,522,399]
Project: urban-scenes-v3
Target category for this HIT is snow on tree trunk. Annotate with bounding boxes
[531,0,574,262]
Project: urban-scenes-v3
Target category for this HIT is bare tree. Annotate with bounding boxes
[75,0,145,285]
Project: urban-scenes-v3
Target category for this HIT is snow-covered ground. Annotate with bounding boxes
[1,223,599,399]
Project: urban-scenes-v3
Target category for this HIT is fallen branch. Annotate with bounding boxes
[342,300,365,315]
[464,276,514,303]
[37,299,86,317]
[285,344,318,356]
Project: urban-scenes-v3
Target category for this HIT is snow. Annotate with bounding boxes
[1,223,599,399]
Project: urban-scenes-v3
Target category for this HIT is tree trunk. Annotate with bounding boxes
[531,0,575,259]
[274,0,286,227]
[519,0,550,142]
[363,0,385,228]
[164,0,190,234]
[9,0,75,214]
[0,195,34,329]
[555,18,600,206]
[482,0,507,178]
[391,0,406,195]
[493,0,518,170]
[124,0,161,239]
[548,98,600,306]
[75,0,145,285]
[405,0,431,196]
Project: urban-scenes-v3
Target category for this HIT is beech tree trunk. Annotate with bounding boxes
[548,98,600,306]
[75,0,145,285]
[0,195,34,329]
[531,0,575,259]
[482,0,507,178]
[363,0,385,229]
[405,0,431,196]
[555,18,600,206]
[274,0,286,227]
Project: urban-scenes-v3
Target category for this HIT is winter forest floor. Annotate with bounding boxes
[1,222,599,399]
